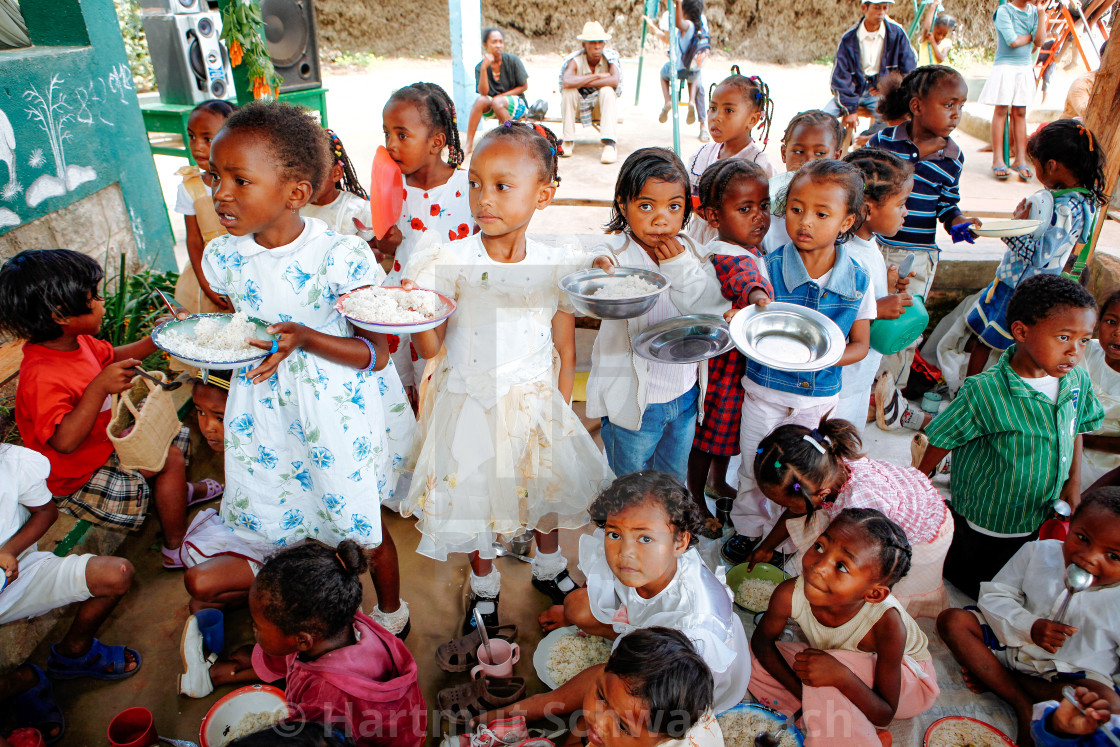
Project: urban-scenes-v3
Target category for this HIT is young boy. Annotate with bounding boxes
[0,249,209,569]
[1,443,139,742]
[937,489,1120,745]
[918,274,1103,598]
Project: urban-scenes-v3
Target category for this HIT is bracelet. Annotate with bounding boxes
[357,335,378,373]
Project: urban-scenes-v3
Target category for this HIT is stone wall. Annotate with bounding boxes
[0,184,138,267]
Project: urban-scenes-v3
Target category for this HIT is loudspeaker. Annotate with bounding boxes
[140,0,204,14]
[143,12,235,106]
[261,0,321,92]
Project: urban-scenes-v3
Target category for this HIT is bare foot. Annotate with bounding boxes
[539,604,569,632]
[960,665,990,694]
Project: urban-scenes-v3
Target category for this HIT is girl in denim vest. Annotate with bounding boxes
[721,160,875,566]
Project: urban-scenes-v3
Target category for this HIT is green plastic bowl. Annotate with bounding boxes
[726,562,792,613]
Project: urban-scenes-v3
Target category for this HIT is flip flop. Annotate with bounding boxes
[12,665,65,744]
[47,638,141,681]
[1012,164,1034,181]
[186,477,224,508]
[991,165,1011,181]
[162,544,185,570]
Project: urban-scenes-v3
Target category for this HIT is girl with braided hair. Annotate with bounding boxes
[750,508,940,746]
[303,128,374,245]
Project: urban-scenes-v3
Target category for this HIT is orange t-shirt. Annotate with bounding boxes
[15,336,116,495]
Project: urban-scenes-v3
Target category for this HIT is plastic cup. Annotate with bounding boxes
[195,608,225,656]
[107,706,158,747]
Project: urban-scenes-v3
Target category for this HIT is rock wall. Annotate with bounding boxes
[315,0,997,64]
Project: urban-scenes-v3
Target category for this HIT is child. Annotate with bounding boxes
[0,444,139,743]
[648,0,713,143]
[208,540,426,747]
[748,417,953,617]
[721,159,875,565]
[1081,290,1120,489]
[964,120,1106,377]
[750,509,940,746]
[763,110,845,254]
[399,122,614,631]
[539,471,750,714]
[836,147,915,431]
[380,82,473,393]
[302,129,373,241]
[979,0,1047,181]
[1032,687,1120,746]
[937,488,1120,745]
[685,68,776,245]
[917,12,957,65]
[870,65,981,387]
[686,158,773,533]
[173,99,236,314]
[201,101,411,636]
[918,274,1104,598]
[0,249,202,566]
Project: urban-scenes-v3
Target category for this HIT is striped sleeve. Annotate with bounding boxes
[1076,375,1106,433]
[925,378,985,449]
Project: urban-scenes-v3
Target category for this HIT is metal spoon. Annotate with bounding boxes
[1055,563,1094,624]
[755,718,792,747]
[1062,685,1120,747]
[474,608,494,663]
[492,541,532,563]
[159,738,200,747]
[131,368,184,391]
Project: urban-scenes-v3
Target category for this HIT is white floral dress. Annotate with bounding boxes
[202,218,413,548]
[400,235,615,560]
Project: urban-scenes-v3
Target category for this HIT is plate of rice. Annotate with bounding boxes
[726,563,791,614]
[716,703,804,747]
[154,312,276,370]
[534,626,613,689]
[200,683,289,747]
[336,285,456,334]
[923,716,1015,747]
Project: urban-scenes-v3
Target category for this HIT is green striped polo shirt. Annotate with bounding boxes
[925,346,1104,535]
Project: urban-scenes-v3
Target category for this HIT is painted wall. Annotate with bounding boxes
[0,0,175,269]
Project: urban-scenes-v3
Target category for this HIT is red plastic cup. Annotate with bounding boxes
[107,706,158,747]
[7,728,46,747]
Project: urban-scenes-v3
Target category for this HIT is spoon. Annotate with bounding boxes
[131,368,184,391]
[1062,685,1120,747]
[159,739,200,747]
[155,288,183,317]
[1054,563,1094,624]
[474,608,494,663]
[755,718,792,747]
[491,541,532,563]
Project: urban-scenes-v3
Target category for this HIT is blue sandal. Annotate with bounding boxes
[46,638,141,681]
[12,665,66,744]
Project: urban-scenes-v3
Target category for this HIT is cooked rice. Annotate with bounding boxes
[716,710,798,747]
[546,632,612,686]
[735,578,779,611]
[340,286,444,324]
[589,275,660,299]
[218,709,285,746]
[160,311,261,362]
[926,720,1008,747]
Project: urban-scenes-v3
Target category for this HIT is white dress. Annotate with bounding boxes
[579,533,751,714]
[301,191,372,235]
[202,218,404,548]
[400,235,615,560]
[1079,339,1120,486]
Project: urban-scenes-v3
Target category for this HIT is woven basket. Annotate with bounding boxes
[106,370,183,472]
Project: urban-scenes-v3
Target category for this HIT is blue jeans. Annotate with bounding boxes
[600,386,699,484]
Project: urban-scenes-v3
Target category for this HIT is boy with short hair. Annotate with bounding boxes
[918,274,1104,598]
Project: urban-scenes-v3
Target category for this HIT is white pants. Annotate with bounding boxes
[561,86,618,143]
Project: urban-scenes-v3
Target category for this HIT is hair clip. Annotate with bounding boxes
[757,447,764,454]
[335,551,345,568]
[502,120,514,128]
[793,482,801,493]
[1078,124,1095,151]
[549,146,556,156]
[774,460,782,470]
[802,434,826,455]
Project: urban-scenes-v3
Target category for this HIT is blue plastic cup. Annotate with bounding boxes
[194,608,225,656]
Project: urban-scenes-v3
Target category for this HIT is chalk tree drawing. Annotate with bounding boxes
[23,73,95,209]
[0,107,18,200]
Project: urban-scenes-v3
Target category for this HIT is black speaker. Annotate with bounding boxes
[261,0,321,92]
[143,12,235,105]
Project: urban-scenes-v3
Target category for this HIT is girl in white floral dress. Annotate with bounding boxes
[401,122,615,634]
[201,101,413,636]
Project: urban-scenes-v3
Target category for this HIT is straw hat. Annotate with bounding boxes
[577,21,611,41]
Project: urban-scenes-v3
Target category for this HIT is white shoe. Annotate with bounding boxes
[600,144,618,164]
[178,615,214,698]
[560,141,574,158]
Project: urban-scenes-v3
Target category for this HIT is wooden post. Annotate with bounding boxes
[1077,33,1120,279]
[448,0,481,140]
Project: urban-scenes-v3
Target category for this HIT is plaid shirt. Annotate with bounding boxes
[925,346,1104,535]
[821,457,947,544]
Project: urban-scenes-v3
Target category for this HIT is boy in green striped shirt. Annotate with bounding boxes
[918,275,1104,598]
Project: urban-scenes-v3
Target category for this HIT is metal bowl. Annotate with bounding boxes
[335,285,456,334]
[153,313,276,371]
[633,314,732,364]
[729,302,846,372]
[558,267,670,320]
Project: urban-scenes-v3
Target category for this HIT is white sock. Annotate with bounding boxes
[531,549,567,580]
[371,600,410,634]
[469,570,501,599]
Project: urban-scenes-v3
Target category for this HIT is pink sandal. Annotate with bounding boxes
[186,478,223,508]
[161,545,184,570]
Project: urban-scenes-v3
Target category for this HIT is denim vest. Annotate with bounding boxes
[746,242,870,397]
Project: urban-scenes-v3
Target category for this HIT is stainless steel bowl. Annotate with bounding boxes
[729,302,846,372]
[633,314,732,364]
[558,267,670,320]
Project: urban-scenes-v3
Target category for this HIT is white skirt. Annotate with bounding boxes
[978,64,1036,107]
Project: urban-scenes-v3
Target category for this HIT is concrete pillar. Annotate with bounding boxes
[448,0,481,139]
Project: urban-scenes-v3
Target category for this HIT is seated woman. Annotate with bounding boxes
[465,27,529,152]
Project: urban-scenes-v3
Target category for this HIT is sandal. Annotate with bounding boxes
[12,665,65,745]
[162,544,184,570]
[47,638,141,681]
[438,676,526,725]
[697,516,723,540]
[991,165,1011,181]
[187,478,224,508]
[436,624,519,672]
[1012,164,1034,182]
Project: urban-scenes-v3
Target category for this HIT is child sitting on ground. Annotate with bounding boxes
[917,274,1104,598]
[1031,686,1120,746]
[0,249,213,568]
[1080,289,1120,490]
[750,509,940,746]
[937,488,1120,746]
[538,471,750,714]
[207,540,426,747]
[0,444,139,743]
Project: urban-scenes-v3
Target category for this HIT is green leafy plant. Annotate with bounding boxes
[0,394,18,445]
[99,254,179,349]
[114,0,156,92]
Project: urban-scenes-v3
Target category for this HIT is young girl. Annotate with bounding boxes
[750,509,940,746]
[538,471,750,714]
[381,82,473,393]
[721,159,875,565]
[686,159,773,534]
[685,69,776,245]
[1081,290,1120,489]
[208,540,426,747]
[836,148,915,432]
[763,110,845,254]
[748,417,953,617]
[200,101,410,636]
[399,122,614,632]
[302,129,373,241]
[979,0,1046,181]
[173,99,235,314]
